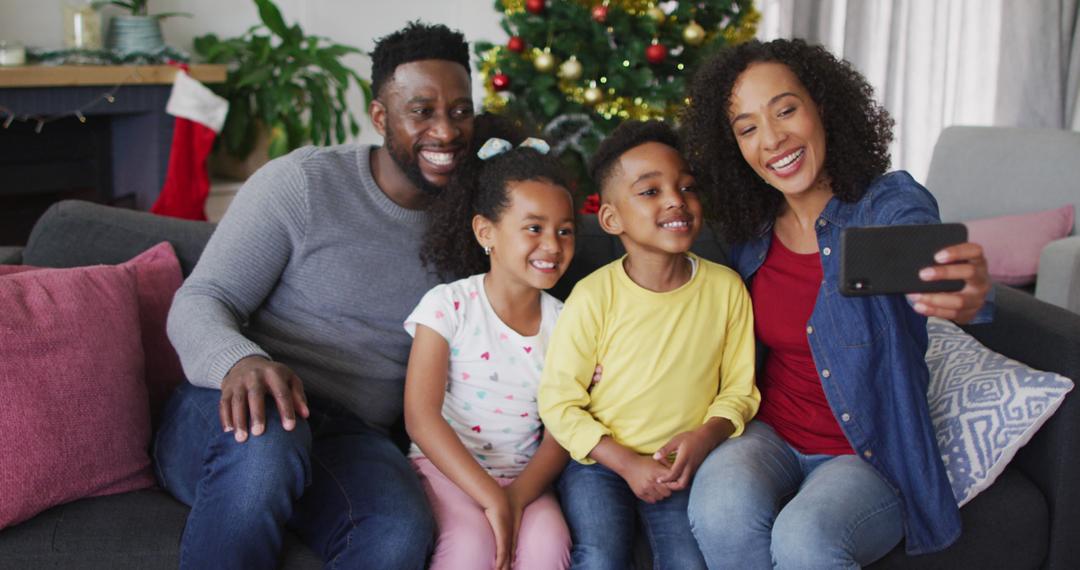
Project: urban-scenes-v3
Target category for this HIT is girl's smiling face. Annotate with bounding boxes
[478,179,576,291]
[728,61,830,200]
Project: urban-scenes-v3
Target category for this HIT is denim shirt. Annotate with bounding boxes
[729,171,994,555]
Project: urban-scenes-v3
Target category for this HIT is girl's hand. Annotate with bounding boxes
[589,363,603,391]
[482,493,514,570]
[617,455,673,504]
[911,242,990,324]
[503,483,530,565]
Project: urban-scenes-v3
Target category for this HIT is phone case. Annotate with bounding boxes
[840,223,967,296]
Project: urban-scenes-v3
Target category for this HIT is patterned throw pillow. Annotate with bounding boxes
[926,318,1074,506]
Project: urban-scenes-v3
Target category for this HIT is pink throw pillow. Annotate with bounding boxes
[964,205,1075,286]
[0,242,185,421]
[0,264,155,529]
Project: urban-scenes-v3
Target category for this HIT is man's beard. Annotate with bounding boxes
[384,125,445,197]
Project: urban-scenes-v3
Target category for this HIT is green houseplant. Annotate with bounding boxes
[194,0,372,166]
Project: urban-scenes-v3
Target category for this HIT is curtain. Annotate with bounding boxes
[755,0,1079,180]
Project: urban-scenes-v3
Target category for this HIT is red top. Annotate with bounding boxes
[751,233,854,455]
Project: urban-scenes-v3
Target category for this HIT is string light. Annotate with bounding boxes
[0,72,134,133]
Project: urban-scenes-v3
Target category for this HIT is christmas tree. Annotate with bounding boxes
[475,0,758,194]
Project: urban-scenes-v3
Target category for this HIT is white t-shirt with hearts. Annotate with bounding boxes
[404,273,562,478]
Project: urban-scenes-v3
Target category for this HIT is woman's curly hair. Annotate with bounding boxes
[421,114,571,280]
[682,39,894,243]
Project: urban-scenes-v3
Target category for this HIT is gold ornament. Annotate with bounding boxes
[583,82,604,105]
[558,55,583,80]
[683,20,706,46]
[722,6,761,45]
[533,48,556,73]
[501,0,526,15]
[646,6,665,23]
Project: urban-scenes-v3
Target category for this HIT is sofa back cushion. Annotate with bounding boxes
[0,264,155,529]
[23,200,214,277]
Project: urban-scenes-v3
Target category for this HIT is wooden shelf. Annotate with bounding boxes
[0,64,227,88]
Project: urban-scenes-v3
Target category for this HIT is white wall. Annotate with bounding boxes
[0,0,505,144]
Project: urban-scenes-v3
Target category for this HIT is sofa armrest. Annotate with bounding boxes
[962,285,1080,569]
[0,247,23,265]
[1035,235,1080,314]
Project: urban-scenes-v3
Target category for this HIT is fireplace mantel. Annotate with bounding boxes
[0,64,226,88]
[0,64,226,244]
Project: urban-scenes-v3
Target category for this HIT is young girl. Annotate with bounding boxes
[404,126,575,570]
[680,39,992,568]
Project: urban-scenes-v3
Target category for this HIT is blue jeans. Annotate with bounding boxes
[688,421,903,570]
[557,460,706,570]
[153,383,435,570]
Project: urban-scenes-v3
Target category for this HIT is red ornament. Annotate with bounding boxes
[591,4,608,23]
[580,193,600,215]
[492,73,511,92]
[525,0,545,14]
[646,41,667,64]
[507,36,525,53]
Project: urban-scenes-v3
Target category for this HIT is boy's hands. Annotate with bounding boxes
[652,431,711,491]
[617,454,674,503]
[655,417,735,491]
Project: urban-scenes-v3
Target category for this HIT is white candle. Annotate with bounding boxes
[0,41,26,66]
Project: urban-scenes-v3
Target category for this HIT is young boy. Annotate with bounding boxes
[538,120,760,568]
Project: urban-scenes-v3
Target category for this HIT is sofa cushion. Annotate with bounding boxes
[0,490,322,570]
[963,204,1075,286]
[927,318,1074,506]
[0,264,155,529]
[0,243,186,424]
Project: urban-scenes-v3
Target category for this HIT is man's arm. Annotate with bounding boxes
[167,153,311,440]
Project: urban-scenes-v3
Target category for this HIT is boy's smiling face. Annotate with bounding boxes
[597,141,702,256]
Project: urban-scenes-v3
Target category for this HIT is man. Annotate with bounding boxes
[154,22,475,569]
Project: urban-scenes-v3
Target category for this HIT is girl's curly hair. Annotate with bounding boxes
[682,39,894,243]
[421,114,571,280]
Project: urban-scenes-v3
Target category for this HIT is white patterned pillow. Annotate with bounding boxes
[926,318,1074,506]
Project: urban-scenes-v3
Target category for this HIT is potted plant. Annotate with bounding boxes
[95,0,191,55]
[194,0,372,179]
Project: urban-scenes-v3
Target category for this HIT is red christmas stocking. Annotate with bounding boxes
[151,70,229,220]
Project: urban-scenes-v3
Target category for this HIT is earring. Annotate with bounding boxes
[483,245,492,256]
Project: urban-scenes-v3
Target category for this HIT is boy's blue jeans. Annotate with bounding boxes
[688,421,903,570]
[557,459,706,570]
[153,383,434,570]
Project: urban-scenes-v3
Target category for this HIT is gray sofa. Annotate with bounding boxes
[2,200,1079,569]
[926,126,1080,315]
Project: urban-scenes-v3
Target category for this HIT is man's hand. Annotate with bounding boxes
[911,242,990,324]
[219,355,309,442]
[617,455,674,504]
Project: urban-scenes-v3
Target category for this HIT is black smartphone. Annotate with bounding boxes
[839,223,967,296]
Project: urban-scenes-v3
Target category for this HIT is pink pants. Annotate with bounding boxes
[412,458,571,570]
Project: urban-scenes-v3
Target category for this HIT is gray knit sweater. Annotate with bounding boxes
[167,144,441,429]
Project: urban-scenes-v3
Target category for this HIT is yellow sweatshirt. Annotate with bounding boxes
[539,253,760,463]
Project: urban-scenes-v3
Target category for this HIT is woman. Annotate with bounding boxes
[681,39,991,569]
